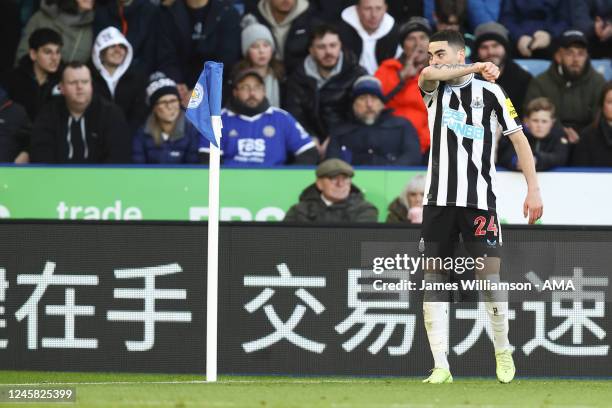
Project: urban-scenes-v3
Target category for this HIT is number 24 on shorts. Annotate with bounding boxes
[474,215,498,237]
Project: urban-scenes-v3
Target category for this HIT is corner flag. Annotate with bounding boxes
[186,61,223,147]
[185,61,223,383]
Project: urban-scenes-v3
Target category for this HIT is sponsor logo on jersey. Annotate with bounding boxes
[442,107,485,140]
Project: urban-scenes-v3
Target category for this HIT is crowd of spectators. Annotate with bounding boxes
[0,0,611,222]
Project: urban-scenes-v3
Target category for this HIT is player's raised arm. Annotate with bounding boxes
[507,130,544,224]
[419,62,500,85]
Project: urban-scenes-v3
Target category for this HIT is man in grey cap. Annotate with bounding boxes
[284,158,378,222]
[525,29,606,145]
[474,22,532,118]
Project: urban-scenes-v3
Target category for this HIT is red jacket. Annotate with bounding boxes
[375,58,430,153]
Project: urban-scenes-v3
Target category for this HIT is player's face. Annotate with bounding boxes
[247,40,273,68]
[316,174,352,203]
[428,41,464,66]
[233,76,265,108]
[603,90,612,122]
[76,0,94,11]
[309,33,342,70]
[60,66,93,108]
[477,40,505,67]
[102,44,127,68]
[353,94,384,125]
[153,94,180,124]
[402,31,429,60]
[30,44,61,74]
[525,110,554,139]
[560,46,588,79]
[356,0,387,33]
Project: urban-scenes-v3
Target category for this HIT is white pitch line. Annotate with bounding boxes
[0,379,397,386]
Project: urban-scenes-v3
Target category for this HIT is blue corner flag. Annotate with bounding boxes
[185,61,224,148]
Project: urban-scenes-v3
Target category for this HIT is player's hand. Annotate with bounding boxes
[476,62,500,82]
[523,189,543,225]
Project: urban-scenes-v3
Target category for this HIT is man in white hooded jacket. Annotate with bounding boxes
[90,26,147,133]
[338,0,399,75]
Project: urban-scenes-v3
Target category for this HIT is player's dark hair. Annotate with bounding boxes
[429,30,465,50]
[309,23,341,47]
[28,28,63,50]
[61,61,89,81]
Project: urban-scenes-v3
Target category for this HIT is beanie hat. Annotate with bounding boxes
[241,14,275,57]
[146,72,179,106]
[398,17,432,46]
[352,75,384,102]
[474,22,510,52]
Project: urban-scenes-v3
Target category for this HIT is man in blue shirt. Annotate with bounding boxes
[200,69,318,165]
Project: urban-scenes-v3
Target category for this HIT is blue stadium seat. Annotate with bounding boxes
[515,59,612,80]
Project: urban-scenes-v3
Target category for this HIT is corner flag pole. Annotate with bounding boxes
[206,116,222,382]
[184,61,223,383]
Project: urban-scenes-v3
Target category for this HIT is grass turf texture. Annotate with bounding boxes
[0,372,611,408]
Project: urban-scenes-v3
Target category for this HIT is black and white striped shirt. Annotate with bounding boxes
[420,74,522,211]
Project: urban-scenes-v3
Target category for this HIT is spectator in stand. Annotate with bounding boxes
[525,30,606,145]
[387,0,424,25]
[132,73,199,164]
[386,173,426,223]
[93,0,160,74]
[465,0,500,32]
[499,0,572,59]
[231,14,285,107]
[284,158,378,222]
[200,69,318,166]
[375,17,431,154]
[326,75,421,166]
[17,0,95,64]
[338,0,399,75]
[498,97,569,171]
[573,82,612,167]
[90,26,147,133]
[30,62,131,163]
[2,28,62,121]
[0,0,22,74]
[157,0,241,106]
[432,0,474,61]
[0,86,30,163]
[474,22,532,118]
[571,0,612,59]
[246,0,316,75]
[284,24,366,154]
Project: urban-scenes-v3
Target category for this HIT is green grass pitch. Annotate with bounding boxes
[0,371,611,408]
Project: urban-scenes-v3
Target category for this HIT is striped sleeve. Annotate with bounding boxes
[491,84,522,135]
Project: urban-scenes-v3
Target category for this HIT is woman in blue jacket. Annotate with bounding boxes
[132,73,200,164]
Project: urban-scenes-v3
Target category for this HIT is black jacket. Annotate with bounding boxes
[30,95,131,164]
[497,124,569,171]
[572,118,612,167]
[249,2,317,75]
[283,51,366,141]
[1,56,60,121]
[93,0,160,74]
[284,183,378,222]
[326,109,421,166]
[337,20,399,70]
[0,88,29,162]
[89,62,148,134]
[498,59,532,118]
[157,0,241,87]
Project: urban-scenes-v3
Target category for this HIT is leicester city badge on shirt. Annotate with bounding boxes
[262,125,276,138]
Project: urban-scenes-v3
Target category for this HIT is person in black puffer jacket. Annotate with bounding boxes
[498,97,569,171]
